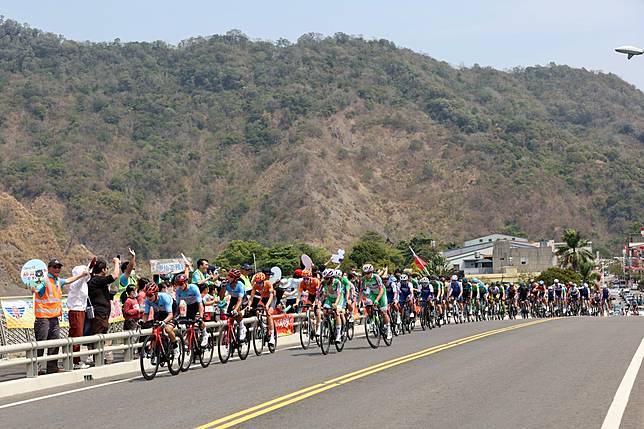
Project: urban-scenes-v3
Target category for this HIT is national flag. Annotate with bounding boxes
[409,246,428,271]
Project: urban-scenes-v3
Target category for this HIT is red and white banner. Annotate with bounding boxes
[273,314,294,336]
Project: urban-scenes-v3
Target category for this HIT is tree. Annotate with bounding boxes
[535,267,582,285]
[578,260,599,284]
[556,228,593,272]
[344,231,404,271]
[214,240,267,268]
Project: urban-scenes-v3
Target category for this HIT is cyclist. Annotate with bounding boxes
[477,280,488,317]
[518,282,530,314]
[141,283,178,352]
[317,269,345,343]
[386,274,401,325]
[359,264,391,340]
[462,279,472,316]
[580,282,590,313]
[488,282,501,314]
[418,277,434,314]
[174,274,209,347]
[398,274,415,321]
[447,275,462,313]
[569,283,580,314]
[601,284,610,316]
[296,270,321,331]
[432,276,444,320]
[507,282,517,307]
[218,269,248,341]
[249,272,275,346]
[345,272,359,323]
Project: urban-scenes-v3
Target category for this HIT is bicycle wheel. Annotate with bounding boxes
[320,318,331,355]
[365,312,380,349]
[346,319,354,341]
[139,335,159,380]
[334,321,345,352]
[237,324,250,360]
[167,335,183,376]
[253,320,265,356]
[217,324,233,364]
[299,314,311,349]
[180,330,194,372]
[199,330,214,368]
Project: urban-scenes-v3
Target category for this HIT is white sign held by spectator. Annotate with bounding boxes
[150,258,190,275]
[20,259,47,287]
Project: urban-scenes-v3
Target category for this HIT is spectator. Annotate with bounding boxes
[123,286,142,330]
[87,257,121,365]
[240,263,254,293]
[136,277,150,307]
[192,259,215,289]
[67,265,91,370]
[201,284,216,321]
[31,259,88,375]
[118,248,137,305]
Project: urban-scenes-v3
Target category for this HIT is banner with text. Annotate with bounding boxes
[273,314,294,337]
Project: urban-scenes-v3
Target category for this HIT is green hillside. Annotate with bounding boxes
[0,19,642,258]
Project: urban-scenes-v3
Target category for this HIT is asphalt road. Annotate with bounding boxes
[1,317,642,429]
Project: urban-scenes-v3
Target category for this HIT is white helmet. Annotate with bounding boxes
[362,264,374,273]
[322,269,335,278]
[400,274,409,281]
[554,279,559,283]
[334,269,343,278]
[451,275,458,281]
[419,277,430,284]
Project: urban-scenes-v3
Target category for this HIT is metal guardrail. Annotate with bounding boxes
[0,315,275,378]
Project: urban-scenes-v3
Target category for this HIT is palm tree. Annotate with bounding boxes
[578,259,599,284]
[556,228,593,272]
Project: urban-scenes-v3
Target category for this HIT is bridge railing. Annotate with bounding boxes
[0,314,311,379]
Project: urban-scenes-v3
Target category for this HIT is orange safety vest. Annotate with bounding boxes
[34,276,63,318]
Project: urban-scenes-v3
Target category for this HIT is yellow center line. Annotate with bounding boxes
[197,319,557,429]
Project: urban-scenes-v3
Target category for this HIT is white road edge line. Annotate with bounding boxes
[0,335,303,410]
[0,376,140,410]
[601,336,644,429]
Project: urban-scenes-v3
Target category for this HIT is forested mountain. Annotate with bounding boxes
[0,19,642,259]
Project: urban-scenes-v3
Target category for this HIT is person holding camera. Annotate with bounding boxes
[87,257,121,363]
[31,259,88,375]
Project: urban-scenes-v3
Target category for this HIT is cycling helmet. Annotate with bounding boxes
[144,283,159,297]
[254,272,266,282]
[399,274,409,281]
[322,269,335,278]
[174,274,188,285]
[419,277,429,284]
[228,269,241,279]
[582,282,588,287]
[334,269,343,278]
[451,275,458,281]
[539,280,544,285]
[554,278,559,283]
[301,270,312,278]
[362,264,374,273]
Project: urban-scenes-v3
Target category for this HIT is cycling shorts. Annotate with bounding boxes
[420,291,433,302]
[322,296,345,310]
[399,292,412,303]
[185,302,199,320]
[386,292,397,304]
[227,295,248,314]
[252,296,270,308]
[366,291,388,310]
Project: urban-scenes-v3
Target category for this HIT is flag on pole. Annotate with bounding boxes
[409,246,428,271]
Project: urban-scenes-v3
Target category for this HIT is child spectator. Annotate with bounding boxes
[123,286,141,330]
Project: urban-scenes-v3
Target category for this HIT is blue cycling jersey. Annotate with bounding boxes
[144,292,173,316]
[175,283,202,305]
[225,280,246,298]
[399,282,413,301]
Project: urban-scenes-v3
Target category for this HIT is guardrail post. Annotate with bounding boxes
[26,342,37,378]
[95,334,105,367]
[62,337,73,371]
[123,331,133,362]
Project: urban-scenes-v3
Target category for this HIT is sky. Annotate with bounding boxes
[3,0,644,89]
